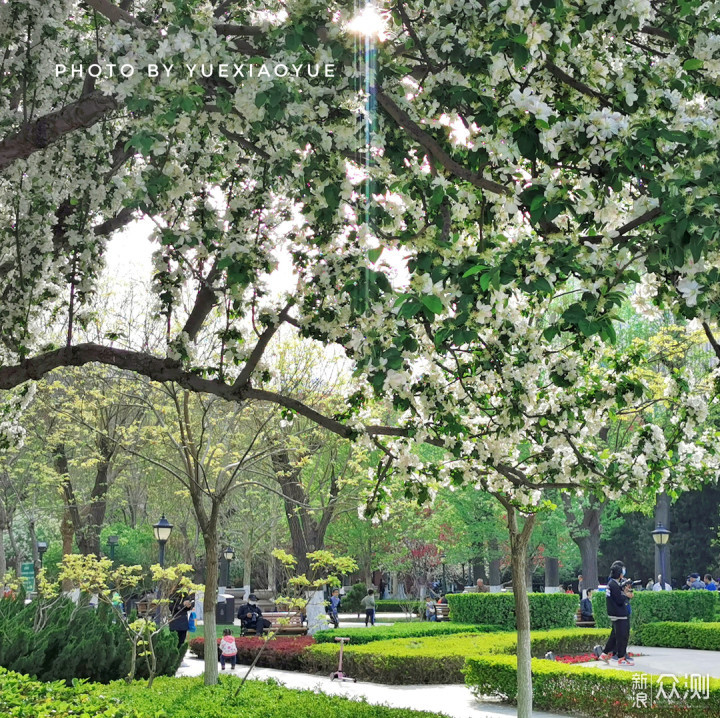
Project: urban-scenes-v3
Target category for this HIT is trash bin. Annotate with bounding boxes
[215,593,235,625]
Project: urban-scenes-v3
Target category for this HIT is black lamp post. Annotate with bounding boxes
[221,546,235,587]
[37,541,48,568]
[439,552,447,594]
[651,523,671,590]
[108,535,119,563]
[153,516,173,568]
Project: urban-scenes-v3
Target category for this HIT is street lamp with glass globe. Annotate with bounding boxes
[153,516,173,568]
[651,523,671,590]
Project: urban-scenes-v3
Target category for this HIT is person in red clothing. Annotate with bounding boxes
[219,629,237,670]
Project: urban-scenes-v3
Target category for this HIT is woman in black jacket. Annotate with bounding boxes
[599,561,634,666]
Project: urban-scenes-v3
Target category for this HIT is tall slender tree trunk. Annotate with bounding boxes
[202,524,219,686]
[60,511,75,591]
[502,501,537,718]
[6,522,21,574]
[243,547,252,590]
[0,523,6,578]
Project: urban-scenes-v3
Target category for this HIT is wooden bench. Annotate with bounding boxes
[135,599,158,618]
[241,611,307,636]
[575,607,595,627]
[435,603,450,621]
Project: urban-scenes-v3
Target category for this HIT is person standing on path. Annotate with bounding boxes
[219,629,238,670]
[600,561,634,666]
[168,596,194,648]
[360,589,376,626]
[329,588,341,628]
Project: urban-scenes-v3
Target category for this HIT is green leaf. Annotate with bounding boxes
[421,295,444,315]
[368,247,383,263]
[462,264,488,278]
[254,91,268,108]
[683,58,703,71]
[479,272,493,292]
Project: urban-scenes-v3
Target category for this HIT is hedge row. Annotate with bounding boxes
[464,654,720,717]
[305,628,609,684]
[0,667,450,718]
[592,589,717,628]
[374,600,424,613]
[313,622,501,644]
[634,621,720,650]
[446,592,578,629]
[188,636,313,670]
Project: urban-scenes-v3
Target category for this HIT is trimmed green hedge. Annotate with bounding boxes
[634,621,720,650]
[313,622,501,644]
[305,628,609,684]
[0,667,450,718]
[447,592,578,629]
[464,654,720,717]
[592,589,718,628]
[374,600,423,613]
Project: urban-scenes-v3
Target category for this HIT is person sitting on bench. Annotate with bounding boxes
[580,588,595,622]
[237,594,272,636]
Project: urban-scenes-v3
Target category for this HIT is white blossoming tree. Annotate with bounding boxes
[2,0,720,708]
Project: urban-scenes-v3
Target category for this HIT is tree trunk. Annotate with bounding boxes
[202,525,219,686]
[28,519,40,580]
[504,503,537,718]
[576,531,600,591]
[544,557,559,592]
[0,522,6,578]
[243,547,252,592]
[60,510,75,591]
[562,494,603,591]
[488,537,502,591]
[6,522,21,574]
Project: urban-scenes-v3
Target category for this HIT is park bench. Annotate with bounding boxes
[135,599,158,618]
[575,607,595,627]
[241,611,307,636]
[435,603,450,621]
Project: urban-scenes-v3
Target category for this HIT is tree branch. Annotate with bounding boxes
[0,92,118,171]
[181,262,221,341]
[376,89,510,196]
[84,0,145,28]
[233,302,293,388]
[545,61,613,108]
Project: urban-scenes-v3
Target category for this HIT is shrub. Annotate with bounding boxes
[447,592,578,629]
[592,588,718,628]
[633,621,720,650]
[0,666,133,718]
[375,599,423,614]
[464,654,720,717]
[305,628,609,684]
[313,622,501,644]
[339,583,369,613]
[0,667,450,718]
[0,595,185,684]
[188,635,314,670]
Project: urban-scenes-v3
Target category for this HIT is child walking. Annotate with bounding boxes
[219,629,237,670]
[360,588,376,626]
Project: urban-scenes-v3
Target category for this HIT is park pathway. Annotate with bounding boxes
[175,659,568,718]
[176,643,720,717]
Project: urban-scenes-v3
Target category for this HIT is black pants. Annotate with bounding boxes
[247,618,272,636]
[174,629,187,647]
[603,618,629,658]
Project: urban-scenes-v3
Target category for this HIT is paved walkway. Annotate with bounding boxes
[576,644,720,678]
[176,659,567,718]
[176,643,720,717]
